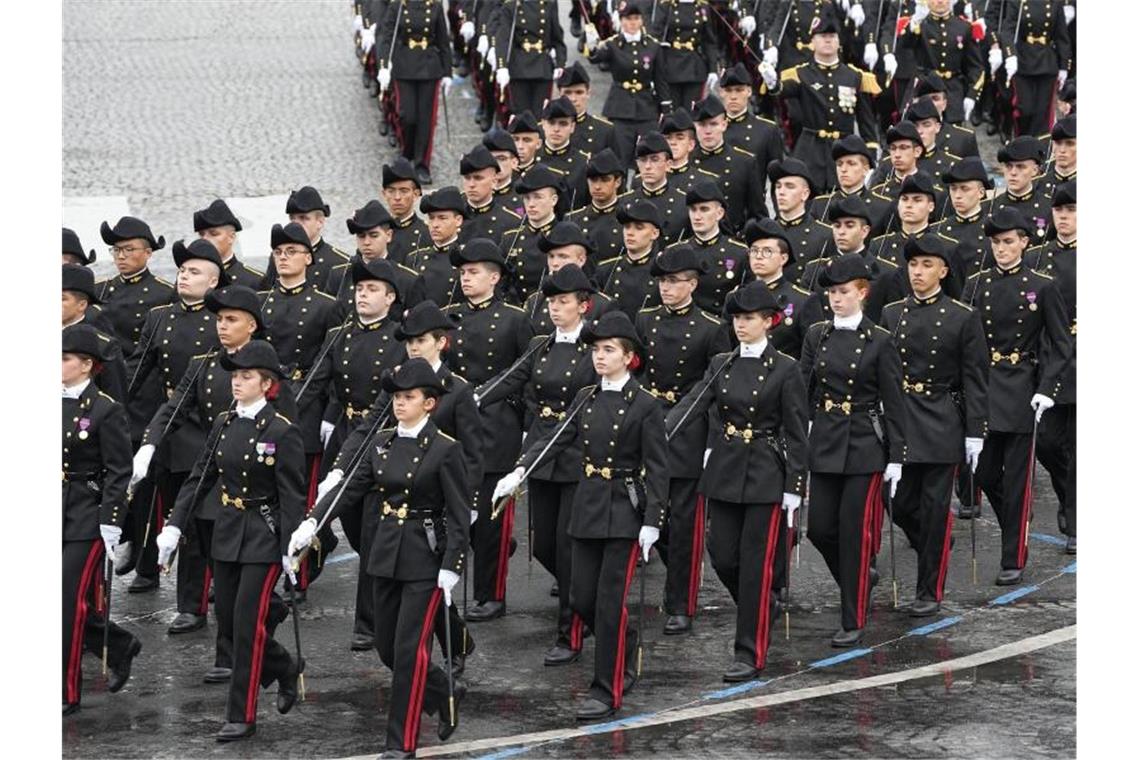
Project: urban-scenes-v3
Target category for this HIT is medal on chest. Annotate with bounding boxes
[1026,291,1037,311]
[257,441,277,465]
[78,417,91,440]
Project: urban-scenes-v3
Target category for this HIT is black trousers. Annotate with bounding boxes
[1011,73,1058,136]
[212,559,293,724]
[706,500,782,669]
[395,78,442,170]
[373,577,449,753]
[507,79,552,123]
[528,477,582,649]
[471,471,514,604]
[656,478,705,617]
[195,518,233,671]
[807,472,883,632]
[612,118,658,169]
[893,464,957,602]
[157,470,210,615]
[125,471,159,580]
[976,431,1035,571]
[1036,403,1076,537]
[955,456,984,509]
[570,538,639,708]
[669,82,706,114]
[62,539,136,705]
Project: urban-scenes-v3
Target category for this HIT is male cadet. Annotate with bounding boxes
[755,0,837,72]
[648,0,720,112]
[670,178,750,314]
[767,157,835,283]
[1040,115,1075,198]
[567,148,626,263]
[557,61,617,157]
[460,0,498,130]
[869,172,956,274]
[259,222,343,593]
[303,258,406,649]
[329,200,419,318]
[809,134,893,236]
[596,199,664,319]
[991,135,1051,244]
[662,109,700,192]
[635,244,730,635]
[525,221,616,333]
[719,62,785,172]
[491,0,567,120]
[504,165,565,298]
[759,8,881,192]
[741,218,810,357]
[443,240,535,621]
[628,131,690,242]
[1025,181,1076,554]
[63,227,97,267]
[459,145,524,244]
[483,127,525,214]
[895,0,984,124]
[937,156,995,288]
[405,186,468,308]
[259,186,351,294]
[535,96,591,211]
[508,110,544,177]
[872,124,950,224]
[962,207,1072,586]
[125,239,227,629]
[690,94,768,232]
[903,96,962,181]
[62,264,128,404]
[192,199,264,289]
[913,72,980,157]
[382,158,430,266]
[993,0,1072,136]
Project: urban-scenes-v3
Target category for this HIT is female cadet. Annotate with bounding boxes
[665,282,808,684]
[474,264,599,666]
[493,311,668,721]
[62,324,140,716]
[800,253,907,648]
[157,340,304,741]
[290,359,469,758]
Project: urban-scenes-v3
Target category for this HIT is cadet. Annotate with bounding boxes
[382,159,430,266]
[597,199,664,319]
[991,136,1051,243]
[670,178,750,314]
[628,131,689,242]
[661,109,700,192]
[993,0,1073,136]
[636,245,731,634]
[870,122,949,218]
[809,135,893,236]
[649,0,721,112]
[458,145,524,245]
[690,94,768,232]
[914,72,981,157]
[741,218,810,358]
[508,110,544,177]
[566,148,627,263]
[504,165,566,298]
[895,0,984,124]
[557,61,617,158]
[260,187,352,295]
[719,62,785,168]
[525,221,617,333]
[870,172,953,269]
[1040,115,1075,197]
[491,0,567,121]
[405,186,467,308]
[938,156,995,287]
[330,200,419,319]
[483,128,525,213]
[535,96,591,210]
[193,199,265,289]
[768,157,836,282]
[63,226,97,267]
[903,96,963,180]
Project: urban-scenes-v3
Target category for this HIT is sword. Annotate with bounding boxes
[288,577,307,700]
[1007,0,1025,87]
[443,588,457,729]
[784,516,793,639]
[969,465,977,585]
[635,545,647,677]
[776,0,795,48]
[666,347,740,442]
[476,332,555,410]
[102,553,112,677]
[887,486,898,608]
[381,0,405,94]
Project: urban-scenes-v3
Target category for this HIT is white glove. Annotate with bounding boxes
[883,53,898,78]
[315,469,342,505]
[964,2,975,21]
[638,526,660,562]
[282,555,297,585]
[611,11,620,31]
[763,46,778,66]
[470,509,479,526]
[1005,55,1018,81]
[863,42,878,71]
[739,15,757,37]
[443,77,453,97]
[288,517,318,557]
[112,540,133,572]
[1057,69,1068,88]
[703,448,712,468]
[477,34,489,57]
[130,444,155,488]
[965,437,984,474]
[378,66,392,92]
[586,26,600,49]
[99,524,122,556]
[988,46,1003,75]
[156,524,181,568]
[848,2,865,28]
[910,2,930,31]
[760,62,779,90]
[782,493,802,528]
[438,569,461,606]
[884,462,903,498]
[487,47,498,70]
[493,466,525,501]
[705,72,718,91]
[553,67,564,82]
[1030,393,1054,422]
[352,13,363,33]
[320,420,335,447]
[839,0,851,12]
[496,67,511,89]
[361,25,375,54]
[460,21,475,42]
[1063,4,1075,25]
[963,97,976,121]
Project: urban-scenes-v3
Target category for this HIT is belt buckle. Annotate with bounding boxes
[622,80,643,92]
[541,405,555,418]
[1027,33,1047,44]
[396,506,408,520]
[991,350,1002,364]
[676,40,694,50]
[1009,352,1020,365]
[725,423,737,439]
[740,428,754,442]
[522,39,543,53]
[382,502,392,516]
[585,463,597,477]
[291,368,303,381]
[223,493,245,510]
[408,38,428,50]
[600,466,612,480]
[913,382,925,393]
[664,389,676,403]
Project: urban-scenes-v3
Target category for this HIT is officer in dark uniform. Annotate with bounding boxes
[668,178,750,314]
[690,94,768,233]
[881,236,989,617]
[535,96,591,210]
[476,264,600,666]
[483,127,525,213]
[636,245,731,634]
[628,131,690,243]
[62,324,141,717]
[557,61,618,158]
[525,221,617,332]
[259,187,352,295]
[443,240,535,621]
[1040,114,1075,198]
[991,135,1051,243]
[666,281,808,682]
[159,340,303,742]
[383,159,430,266]
[193,199,265,290]
[649,0,721,111]
[492,0,567,120]
[719,62,786,169]
[508,110,544,177]
[330,200,420,319]
[810,135,893,236]
[596,199,664,319]
[801,253,906,647]
[566,148,627,263]
[458,145,524,244]
[505,165,565,298]
[913,72,981,157]
[63,227,97,267]
[938,156,995,287]
[585,1,675,168]
[405,186,468,308]
[296,359,470,757]
[896,0,985,124]
[768,157,836,282]
[377,0,454,185]
[961,207,1072,585]
[995,0,1072,136]
[741,218,810,357]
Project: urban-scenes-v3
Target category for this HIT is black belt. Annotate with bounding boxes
[901,379,953,395]
[991,350,1037,366]
[818,399,879,415]
[723,424,778,443]
[583,463,637,480]
[221,492,271,511]
[381,501,438,521]
[62,470,99,482]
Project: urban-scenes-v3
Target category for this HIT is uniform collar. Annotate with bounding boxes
[393,212,418,229]
[700,142,726,156]
[527,216,556,233]
[996,260,1024,276]
[494,182,513,196]
[555,322,584,343]
[1057,237,1076,249]
[592,197,619,213]
[833,311,863,330]
[357,314,389,330]
[397,414,430,439]
[119,267,149,284]
[277,279,307,295]
[468,198,494,215]
[694,230,720,246]
[779,212,807,228]
[669,161,690,174]
[236,397,267,420]
[625,248,653,265]
[622,31,642,43]
[433,236,459,252]
[1007,185,1035,202]
[739,338,768,358]
[640,181,668,197]
[575,112,588,124]
[956,208,984,224]
[62,378,91,400]
[913,288,942,306]
[665,298,694,316]
[543,142,570,157]
[466,295,495,310]
[600,373,631,392]
[814,58,840,71]
[726,109,749,123]
[180,299,206,312]
[765,275,784,290]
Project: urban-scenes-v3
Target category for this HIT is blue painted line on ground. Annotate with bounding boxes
[325,552,359,565]
[1030,532,1067,546]
[1062,562,1077,574]
[989,585,1040,605]
[809,648,874,668]
[701,680,770,700]
[906,616,963,636]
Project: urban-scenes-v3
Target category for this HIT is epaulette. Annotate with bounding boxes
[936,231,960,245]
[331,246,351,261]
[275,412,294,425]
[96,333,112,343]
[758,114,778,126]
[98,391,118,403]
[780,65,803,84]
[725,238,748,250]
[950,124,974,135]
[256,289,271,297]
[645,33,660,43]
[814,191,835,203]
[791,283,811,296]
[966,269,984,281]
[1030,269,1054,281]
[871,190,893,202]
[882,297,905,311]
[876,256,899,269]
[331,262,350,271]
[871,324,892,337]
[949,298,975,312]
[775,349,796,362]
[215,411,230,421]
[244,263,266,277]
[731,145,755,158]
[191,351,212,360]
[325,324,345,336]
[639,305,662,314]
[503,207,523,219]
[397,263,419,276]
[577,150,591,160]
[616,189,635,200]
[696,168,718,179]
[870,232,890,243]
[501,302,526,314]
[945,150,962,161]
[450,370,469,384]
[869,181,890,195]
[854,67,882,96]
[438,431,457,442]
[806,319,830,334]
[592,114,613,126]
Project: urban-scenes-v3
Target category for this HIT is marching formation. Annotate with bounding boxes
[63,0,1076,757]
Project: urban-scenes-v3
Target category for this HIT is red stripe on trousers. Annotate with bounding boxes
[67,540,104,704]
[1046,80,1059,131]
[570,613,584,652]
[494,496,515,600]
[1017,445,1035,568]
[403,588,442,751]
[934,467,959,601]
[244,563,281,723]
[422,80,443,170]
[611,544,639,709]
[753,506,782,669]
[94,561,104,615]
[199,564,213,616]
[686,495,706,617]
[856,473,883,629]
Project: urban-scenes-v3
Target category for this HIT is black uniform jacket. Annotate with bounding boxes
[378,0,454,79]
[588,32,674,121]
[1026,238,1075,404]
[63,383,131,541]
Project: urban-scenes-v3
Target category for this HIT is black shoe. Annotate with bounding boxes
[466,600,506,622]
[128,575,159,594]
[543,643,580,666]
[722,661,762,683]
[114,545,139,576]
[957,503,980,519]
[416,166,433,186]
[277,659,300,715]
[477,110,493,132]
[108,637,142,693]
[203,667,232,684]
[216,722,256,742]
[167,612,207,635]
[509,538,518,557]
[63,702,80,716]
[995,568,1022,586]
[386,132,398,148]
[351,632,374,651]
[438,679,467,740]
[575,697,615,721]
[1065,536,1076,555]
[909,599,940,618]
[831,628,863,648]
[663,614,692,635]
[570,16,583,38]
[549,581,560,597]
[869,567,880,588]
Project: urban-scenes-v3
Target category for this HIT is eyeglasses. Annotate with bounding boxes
[272,247,309,259]
[659,275,697,285]
[108,245,146,257]
[748,247,781,259]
